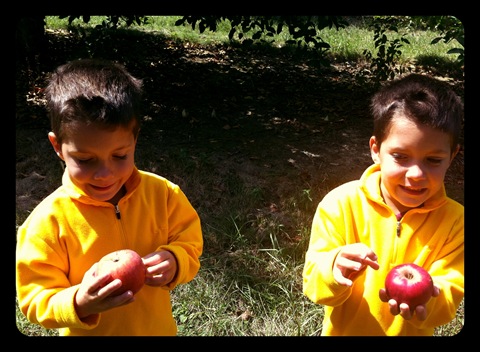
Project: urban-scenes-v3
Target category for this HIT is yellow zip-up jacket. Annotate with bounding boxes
[16,167,203,336]
[303,164,464,336]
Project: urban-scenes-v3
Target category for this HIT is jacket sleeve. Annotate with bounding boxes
[16,212,100,330]
[302,189,354,306]
[158,185,203,290]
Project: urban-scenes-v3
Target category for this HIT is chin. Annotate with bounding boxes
[397,191,429,208]
[91,194,115,202]
[87,189,119,202]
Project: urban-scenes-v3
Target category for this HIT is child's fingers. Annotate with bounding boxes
[362,256,380,270]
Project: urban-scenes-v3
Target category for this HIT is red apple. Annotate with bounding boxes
[385,263,434,310]
[95,249,146,295]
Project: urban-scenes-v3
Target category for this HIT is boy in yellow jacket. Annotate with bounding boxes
[303,73,464,336]
[16,58,203,336]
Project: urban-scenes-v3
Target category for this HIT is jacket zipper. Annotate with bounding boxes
[395,211,404,237]
[114,204,121,219]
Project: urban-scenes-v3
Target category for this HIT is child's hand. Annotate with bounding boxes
[333,243,380,286]
[142,250,178,287]
[379,285,440,320]
[74,263,136,319]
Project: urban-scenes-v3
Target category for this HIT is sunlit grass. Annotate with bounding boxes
[44,16,461,65]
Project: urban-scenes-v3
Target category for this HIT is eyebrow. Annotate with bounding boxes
[391,147,450,156]
[69,143,134,154]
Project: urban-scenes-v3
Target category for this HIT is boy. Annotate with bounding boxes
[302,73,464,336]
[16,58,203,336]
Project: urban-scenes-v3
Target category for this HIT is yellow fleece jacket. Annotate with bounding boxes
[16,167,203,336]
[303,164,464,336]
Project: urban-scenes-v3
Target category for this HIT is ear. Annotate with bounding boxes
[449,144,461,164]
[48,132,64,160]
[369,136,381,164]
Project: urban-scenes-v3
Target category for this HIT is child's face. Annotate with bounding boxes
[370,115,456,213]
[49,123,137,203]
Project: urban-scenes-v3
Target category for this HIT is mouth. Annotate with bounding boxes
[400,185,427,195]
[90,183,115,192]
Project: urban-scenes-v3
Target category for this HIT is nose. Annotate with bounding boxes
[93,161,114,180]
[405,163,426,180]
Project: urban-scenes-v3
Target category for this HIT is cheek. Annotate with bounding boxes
[429,166,449,184]
[62,156,92,182]
[108,158,135,182]
[117,162,135,179]
[66,164,91,183]
[381,162,405,182]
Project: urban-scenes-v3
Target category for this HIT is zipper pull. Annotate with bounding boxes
[114,204,121,219]
[396,221,401,237]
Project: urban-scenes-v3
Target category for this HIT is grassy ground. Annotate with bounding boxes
[16,16,464,337]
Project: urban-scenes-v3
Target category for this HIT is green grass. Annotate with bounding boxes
[16,16,464,336]
[318,25,459,64]
[44,16,462,65]
[45,16,234,45]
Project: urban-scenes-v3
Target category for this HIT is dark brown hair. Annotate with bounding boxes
[371,73,463,153]
[44,58,143,144]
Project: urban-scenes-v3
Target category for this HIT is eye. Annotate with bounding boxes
[427,158,443,165]
[114,155,128,160]
[76,158,92,164]
[391,153,407,161]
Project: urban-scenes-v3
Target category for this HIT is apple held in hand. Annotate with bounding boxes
[96,249,146,295]
[385,263,434,311]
